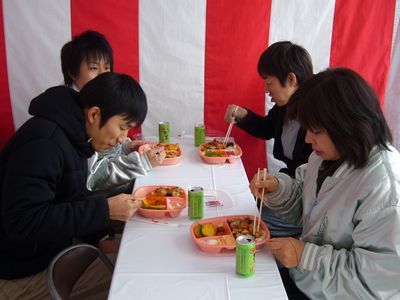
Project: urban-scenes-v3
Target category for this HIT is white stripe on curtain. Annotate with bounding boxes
[385,0,400,150]
[269,0,336,74]
[139,0,206,139]
[3,0,70,129]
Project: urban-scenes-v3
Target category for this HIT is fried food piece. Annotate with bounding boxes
[151,186,184,197]
[142,195,167,210]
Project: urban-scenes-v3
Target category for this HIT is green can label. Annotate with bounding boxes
[236,235,256,277]
[159,122,170,143]
[188,187,204,219]
[194,124,205,147]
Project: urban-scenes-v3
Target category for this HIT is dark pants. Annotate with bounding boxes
[279,267,309,300]
[256,199,302,238]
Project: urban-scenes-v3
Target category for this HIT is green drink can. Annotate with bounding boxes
[188,187,204,219]
[194,124,205,147]
[158,122,170,143]
[236,235,256,277]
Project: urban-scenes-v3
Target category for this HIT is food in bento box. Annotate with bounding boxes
[144,186,185,197]
[135,185,187,218]
[141,186,185,210]
[142,195,167,210]
[190,215,270,253]
[158,143,180,158]
[204,149,228,157]
[199,143,242,164]
[203,139,234,150]
[193,224,203,238]
[193,223,227,238]
[227,216,266,240]
[224,235,236,245]
[201,223,216,237]
[205,239,222,245]
[138,143,182,165]
[150,186,185,197]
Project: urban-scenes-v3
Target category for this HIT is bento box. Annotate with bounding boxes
[198,139,242,164]
[190,215,269,253]
[138,143,182,165]
[133,185,187,218]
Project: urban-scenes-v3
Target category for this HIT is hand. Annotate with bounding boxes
[107,193,142,221]
[249,172,279,199]
[127,140,146,152]
[223,104,248,123]
[265,237,305,268]
[145,146,166,167]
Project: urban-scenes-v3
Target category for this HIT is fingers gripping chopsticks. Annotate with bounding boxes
[253,167,267,234]
[223,105,238,147]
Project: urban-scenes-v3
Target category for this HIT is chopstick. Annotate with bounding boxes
[223,106,238,146]
[253,168,261,234]
[257,168,267,232]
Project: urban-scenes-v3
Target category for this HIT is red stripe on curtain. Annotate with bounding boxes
[204,0,271,179]
[330,0,396,104]
[71,0,141,138]
[0,0,14,149]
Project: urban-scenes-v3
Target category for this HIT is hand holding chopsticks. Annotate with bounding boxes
[107,193,143,222]
[257,168,267,232]
[223,105,238,146]
[252,168,267,234]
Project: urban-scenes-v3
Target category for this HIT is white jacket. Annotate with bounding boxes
[266,146,400,299]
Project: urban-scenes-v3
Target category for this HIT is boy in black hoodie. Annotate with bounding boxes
[0,72,146,299]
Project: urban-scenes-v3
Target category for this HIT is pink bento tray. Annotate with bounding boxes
[198,143,242,164]
[133,185,187,218]
[138,143,183,165]
[190,215,270,253]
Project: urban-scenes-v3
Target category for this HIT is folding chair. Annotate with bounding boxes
[47,244,114,300]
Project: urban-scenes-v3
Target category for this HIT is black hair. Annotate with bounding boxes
[257,41,313,87]
[61,30,114,85]
[291,67,392,169]
[79,72,147,128]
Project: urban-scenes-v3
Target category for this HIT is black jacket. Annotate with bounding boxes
[0,86,109,279]
[236,105,312,177]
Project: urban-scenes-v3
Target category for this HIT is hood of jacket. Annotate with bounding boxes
[28,86,94,158]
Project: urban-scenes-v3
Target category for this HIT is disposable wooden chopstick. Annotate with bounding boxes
[253,168,261,234]
[223,123,234,146]
[223,106,238,146]
[257,168,267,232]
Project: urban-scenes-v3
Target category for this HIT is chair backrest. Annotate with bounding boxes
[47,244,114,300]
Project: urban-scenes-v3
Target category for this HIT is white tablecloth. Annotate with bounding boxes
[108,136,288,300]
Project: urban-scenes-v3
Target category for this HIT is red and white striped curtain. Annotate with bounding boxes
[1,0,399,178]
